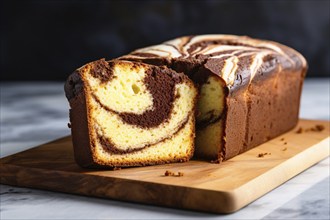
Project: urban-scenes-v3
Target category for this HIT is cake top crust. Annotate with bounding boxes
[121,35,307,89]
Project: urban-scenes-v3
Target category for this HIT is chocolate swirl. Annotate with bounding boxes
[88,60,186,128]
[77,60,195,154]
[119,66,184,128]
[121,34,307,89]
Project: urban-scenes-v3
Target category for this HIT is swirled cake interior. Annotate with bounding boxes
[65,59,197,167]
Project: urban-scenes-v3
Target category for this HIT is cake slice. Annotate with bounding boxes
[65,59,197,167]
[121,35,307,162]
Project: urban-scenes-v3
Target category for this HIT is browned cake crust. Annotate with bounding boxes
[65,61,96,167]
[120,35,307,162]
[222,63,304,160]
[65,59,197,167]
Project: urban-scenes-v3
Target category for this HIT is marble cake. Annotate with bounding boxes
[65,59,198,167]
[121,35,307,162]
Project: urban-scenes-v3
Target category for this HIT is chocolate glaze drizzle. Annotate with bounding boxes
[120,34,307,89]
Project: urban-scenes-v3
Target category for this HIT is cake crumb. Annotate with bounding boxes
[282,147,287,151]
[113,167,121,171]
[296,125,325,134]
[164,170,173,176]
[257,152,271,158]
[164,170,184,177]
[296,127,303,134]
[280,137,285,141]
[284,142,287,145]
[315,124,325,131]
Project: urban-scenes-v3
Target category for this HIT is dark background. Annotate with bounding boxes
[1,0,329,81]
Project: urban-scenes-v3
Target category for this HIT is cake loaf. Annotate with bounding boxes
[121,35,307,162]
[65,59,198,167]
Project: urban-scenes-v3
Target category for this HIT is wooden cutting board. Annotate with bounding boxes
[1,119,329,213]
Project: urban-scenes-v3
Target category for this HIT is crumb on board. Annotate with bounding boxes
[296,127,303,134]
[282,147,287,151]
[113,167,121,171]
[284,142,287,145]
[164,170,184,177]
[314,124,325,131]
[280,137,285,141]
[164,170,173,176]
[257,152,271,158]
[296,125,325,134]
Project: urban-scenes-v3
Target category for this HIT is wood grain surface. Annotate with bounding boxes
[1,119,329,213]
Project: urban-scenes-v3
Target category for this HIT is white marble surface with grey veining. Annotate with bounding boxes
[0,79,329,219]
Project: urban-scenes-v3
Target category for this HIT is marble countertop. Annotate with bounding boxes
[0,79,329,219]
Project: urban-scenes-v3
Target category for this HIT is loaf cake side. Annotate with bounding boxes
[120,35,307,162]
[65,59,198,167]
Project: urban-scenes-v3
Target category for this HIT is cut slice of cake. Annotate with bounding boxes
[121,35,307,162]
[65,59,198,167]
